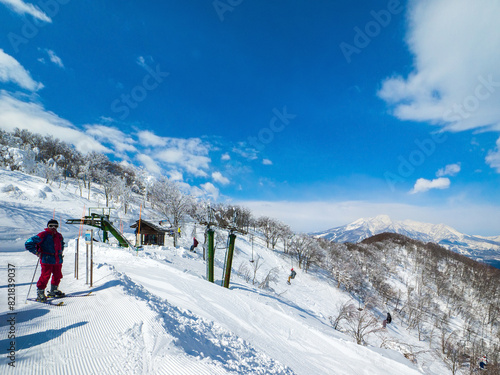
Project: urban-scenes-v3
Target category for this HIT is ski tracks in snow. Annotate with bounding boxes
[1,262,235,375]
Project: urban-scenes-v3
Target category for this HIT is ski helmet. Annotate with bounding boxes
[47,219,59,227]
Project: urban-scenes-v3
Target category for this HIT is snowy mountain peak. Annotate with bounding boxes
[346,214,391,232]
[314,215,500,268]
[372,214,392,223]
[366,214,393,230]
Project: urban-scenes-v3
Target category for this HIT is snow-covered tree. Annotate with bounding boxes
[36,158,60,184]
[114,176,133,214]
[344,303,381,345]
[289,234,319,270]
[82,152,109,199]
[256,216,285,249]
[150,177,191,247]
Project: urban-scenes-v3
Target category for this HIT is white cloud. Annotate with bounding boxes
[0,90,109,154]
[88,127,214,178]
[486,137,500,172]
[233,143,258,161]
[378,0,500,132]
[85,124,137,154]
[262,158,272,165]
[410,177,450,194]
[157,150,209,177]
[137,130,167,147]
[436,163,461,177]
[167,170,183,181]
[136,154,161,175]
[221,153,230,161]
[153,137,211,177]
[201,182,219,200]
[45,49,64,68]
[212,171,230,185]
[0,0,51,22]
[0,49,43,91]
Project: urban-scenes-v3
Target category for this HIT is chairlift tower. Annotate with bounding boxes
[199,206,246,288]
[222,228,237,288]
[199,206,216,283]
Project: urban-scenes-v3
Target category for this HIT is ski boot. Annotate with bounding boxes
[47,284,65,298]
[36,288,47,302]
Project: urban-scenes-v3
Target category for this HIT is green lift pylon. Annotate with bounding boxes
[201,206,246,287]
[222,232,236,288]
[206,227,215,282]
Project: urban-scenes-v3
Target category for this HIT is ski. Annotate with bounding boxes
[44,291,94,301]
[28,291,93,305]
[28,298,64,306]
[59,291,94,298]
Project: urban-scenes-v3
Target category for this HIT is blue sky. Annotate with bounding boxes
[1,0,500,235]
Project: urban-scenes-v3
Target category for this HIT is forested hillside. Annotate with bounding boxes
[321,233,500,373]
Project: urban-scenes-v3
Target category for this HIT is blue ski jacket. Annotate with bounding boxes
[25,228,65,265]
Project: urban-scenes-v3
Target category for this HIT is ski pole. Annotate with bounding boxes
[25,260,39,304]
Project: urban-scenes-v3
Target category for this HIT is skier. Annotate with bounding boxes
[383,312,392,328]
[479,355,488,370]
[287,268,296,285]
[25,219,65,302]
[386,312,392,324]
[190,237,198,252]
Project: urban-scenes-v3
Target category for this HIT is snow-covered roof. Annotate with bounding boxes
[130,219,170,233]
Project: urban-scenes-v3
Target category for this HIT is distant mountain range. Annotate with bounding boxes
[313,215,500,268]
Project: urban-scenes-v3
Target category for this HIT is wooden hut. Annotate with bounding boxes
[130,219,170,246]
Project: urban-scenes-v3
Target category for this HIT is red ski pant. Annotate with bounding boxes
[37,263,63,290]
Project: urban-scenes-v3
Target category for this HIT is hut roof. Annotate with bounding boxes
[130,219,169,233]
